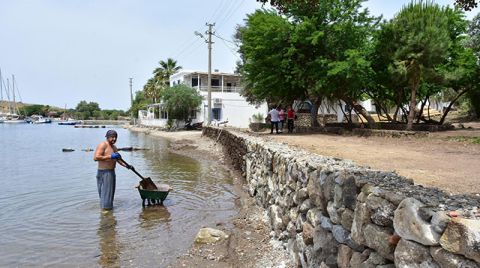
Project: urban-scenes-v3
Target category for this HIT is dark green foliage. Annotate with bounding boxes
[129,90,150,119]
[454,0,478,11]
[238,1,379,127]
[75,101,101,120]
[144,58,182,103]
[160,85,202,121]
[21,104,45,116]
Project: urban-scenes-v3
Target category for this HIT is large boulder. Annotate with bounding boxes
[430,247,480,268]
[440,218,480,263]
[393,198,440,245]
[363,224,395,261]
[194,228,228,244]
[394,239,439,268]
[351,202,371,245]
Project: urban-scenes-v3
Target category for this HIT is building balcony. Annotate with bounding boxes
[196,85,243,93]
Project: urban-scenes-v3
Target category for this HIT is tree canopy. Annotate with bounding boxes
[160,84,202,122]
[144,58,182,103]
[257,0,479,12]
[241,1,480,127]
[237,0,380,127]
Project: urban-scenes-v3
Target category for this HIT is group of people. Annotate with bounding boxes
[268,106,296,134]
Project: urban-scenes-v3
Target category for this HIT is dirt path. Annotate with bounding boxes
[264,123,480,195]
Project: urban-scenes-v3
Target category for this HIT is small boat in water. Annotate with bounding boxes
[3,114,26,124]
[58,118,81,125]
[30,115,52,124]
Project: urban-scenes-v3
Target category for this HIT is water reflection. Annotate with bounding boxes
[139,206,172,230]
[97,212,121,268]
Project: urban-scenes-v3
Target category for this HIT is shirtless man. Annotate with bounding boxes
[94,130,130,211]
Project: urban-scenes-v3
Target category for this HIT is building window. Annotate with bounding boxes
[189,109,197,119]
[177,79,181,85]
[160,110,168,119]
[211,78,220,87]
[212,108,221,121]
[192,77,199,87]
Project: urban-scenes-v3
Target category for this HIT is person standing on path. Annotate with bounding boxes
[287,106,295,133]
[278,107,285,133]
[269,106,280,134]
[94,130,131,211]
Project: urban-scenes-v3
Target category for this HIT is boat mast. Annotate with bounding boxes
[0,68,3,102]
[12,75,17,115]
[6,78,12,115]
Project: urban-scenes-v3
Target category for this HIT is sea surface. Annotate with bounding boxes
[0,123,236,267]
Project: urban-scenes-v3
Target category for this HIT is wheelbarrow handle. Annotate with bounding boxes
[117,158,147,181]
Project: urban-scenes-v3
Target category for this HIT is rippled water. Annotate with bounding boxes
[0,124,236,267]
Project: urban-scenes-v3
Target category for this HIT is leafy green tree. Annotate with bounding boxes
[454,0,478,10]
[21,104,44,116]
[389,2,450,130]
[466,13,480,118]
[161,84,202,124]
[143,58,182,104]
[130,90,150,118]
[75,101,101,119]
[238,1,378,127]
[468,13,480,58]
[258,0,478,12]
[236,10,298,106]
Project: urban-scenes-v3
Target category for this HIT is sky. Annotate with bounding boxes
[0,0,478,111]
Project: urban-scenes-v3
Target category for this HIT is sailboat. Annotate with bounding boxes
[1,70,26,124]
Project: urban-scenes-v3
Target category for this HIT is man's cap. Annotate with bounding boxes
[105,130,118,138]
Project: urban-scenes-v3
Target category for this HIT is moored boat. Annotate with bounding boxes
[58,118,81,125]
[30,115,52,124]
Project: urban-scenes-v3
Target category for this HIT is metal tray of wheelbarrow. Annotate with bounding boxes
[137,183,171,207]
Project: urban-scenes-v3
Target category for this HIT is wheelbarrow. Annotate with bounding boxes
[118,158,171,207]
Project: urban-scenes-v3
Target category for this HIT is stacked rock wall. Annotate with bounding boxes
[203,127,480,267]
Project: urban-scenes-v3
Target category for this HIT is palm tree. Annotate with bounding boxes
[153,58,182,88]
[142,58,182,103]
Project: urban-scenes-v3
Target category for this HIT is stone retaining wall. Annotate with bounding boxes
[203,127,480,267]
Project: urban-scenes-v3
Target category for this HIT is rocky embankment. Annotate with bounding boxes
[125,125,293,267]
[203,126,480,267]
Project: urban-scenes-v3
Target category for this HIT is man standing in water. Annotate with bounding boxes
[94,130,130,211]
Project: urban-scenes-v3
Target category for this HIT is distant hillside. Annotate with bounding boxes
[0,100,63,113]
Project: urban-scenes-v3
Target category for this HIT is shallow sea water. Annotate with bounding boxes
[0,124,235,267]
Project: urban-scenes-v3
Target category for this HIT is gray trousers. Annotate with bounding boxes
[97,169,116,209]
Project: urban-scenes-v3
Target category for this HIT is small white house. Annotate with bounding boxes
[138,70,268,128]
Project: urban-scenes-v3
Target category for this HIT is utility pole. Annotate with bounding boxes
[195,23,215,125]
[129,77,133,124]
[206,23,214,125]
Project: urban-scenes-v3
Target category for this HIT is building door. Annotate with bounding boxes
[212,108,221,121]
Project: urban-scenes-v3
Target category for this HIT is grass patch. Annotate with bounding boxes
[448,136,480,144]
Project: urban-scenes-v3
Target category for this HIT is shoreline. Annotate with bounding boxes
[125,125,292,267]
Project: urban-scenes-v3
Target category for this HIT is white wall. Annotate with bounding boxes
[197,92,268,128]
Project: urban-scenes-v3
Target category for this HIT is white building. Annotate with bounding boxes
[138,70,268,128]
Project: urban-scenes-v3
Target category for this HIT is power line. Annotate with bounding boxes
[208,0,229,24]
[213,33,236,45]
[215,0,246,32]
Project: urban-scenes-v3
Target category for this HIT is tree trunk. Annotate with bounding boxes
[439,88,469,125]
[310,97,322,127]
[416,96,428,124]
[339,100,350,124]
[393,106,400,122]
[343,98,376,128]
[407,81,418,130]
